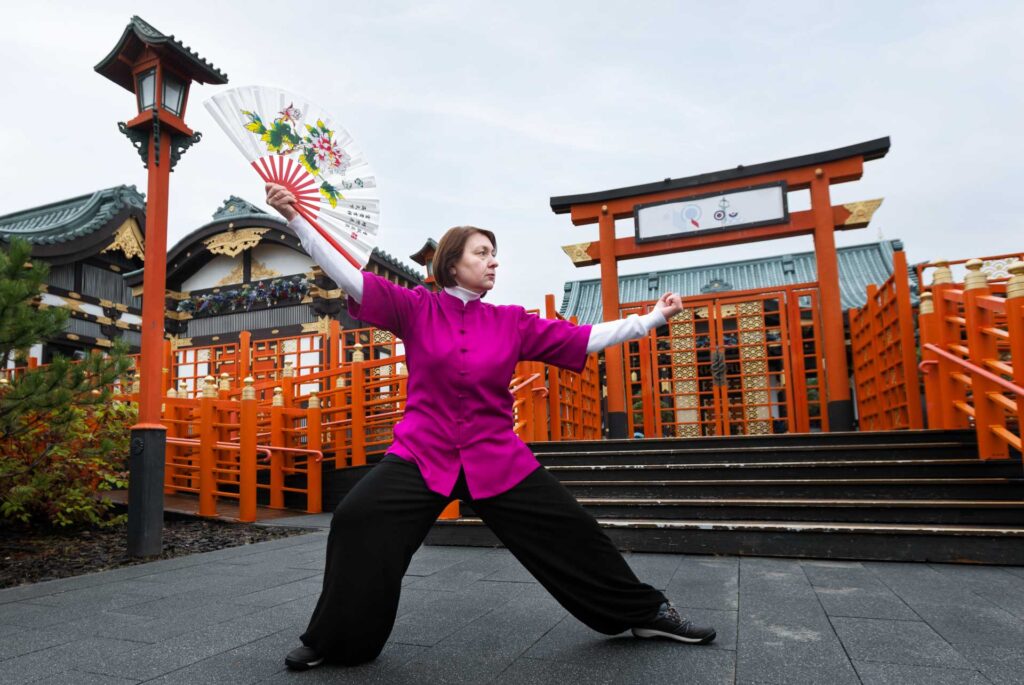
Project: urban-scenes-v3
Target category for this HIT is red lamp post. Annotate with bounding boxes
[96,17,227,557]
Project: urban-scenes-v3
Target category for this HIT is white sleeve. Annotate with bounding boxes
[586,310,667,353]
[287,215,364,303]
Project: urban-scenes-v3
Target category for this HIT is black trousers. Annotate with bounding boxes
[301,455,666,665]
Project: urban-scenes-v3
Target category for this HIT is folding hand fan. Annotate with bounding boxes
[204,86,379,268]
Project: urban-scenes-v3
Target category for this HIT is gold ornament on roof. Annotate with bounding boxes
[842,198,884,226]
[301,315,332,335]
[101,218,146,261]
[561,242,595,265]
[215,257,280,286]
[204,228,269,258]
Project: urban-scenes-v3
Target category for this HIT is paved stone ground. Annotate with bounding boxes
[2,518,1024,684]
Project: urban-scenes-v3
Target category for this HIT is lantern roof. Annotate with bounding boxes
[95,15,228,92]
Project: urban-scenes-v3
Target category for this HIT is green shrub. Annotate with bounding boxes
[0,400,135,527]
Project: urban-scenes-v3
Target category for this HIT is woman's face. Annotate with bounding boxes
[451,232,498,293]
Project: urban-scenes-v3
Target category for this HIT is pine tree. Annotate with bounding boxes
[0,237,136,526]
[0,236,132,439]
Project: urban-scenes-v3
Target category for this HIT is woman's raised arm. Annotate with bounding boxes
[265,183,364,303]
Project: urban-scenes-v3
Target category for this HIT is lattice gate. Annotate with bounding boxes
[623,286,826,437]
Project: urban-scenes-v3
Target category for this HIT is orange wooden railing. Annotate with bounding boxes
[849,248,924,430]
[916,253,1023,294]
[544,294,602,441]
[918,259,1024,459]
[12,296,599,520]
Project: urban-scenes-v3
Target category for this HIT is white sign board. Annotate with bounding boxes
[635,183,788,242]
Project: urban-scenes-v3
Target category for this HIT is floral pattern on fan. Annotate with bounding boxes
[240,104,349,208]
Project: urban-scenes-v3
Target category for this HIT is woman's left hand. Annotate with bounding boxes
[654,291,684,320]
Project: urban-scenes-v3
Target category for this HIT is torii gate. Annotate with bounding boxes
[550,137,889,438]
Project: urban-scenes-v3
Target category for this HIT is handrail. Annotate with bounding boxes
[918,258,1023,460]
[920,344,1024,398]
[510,373,542,394]
[165,436,273,459]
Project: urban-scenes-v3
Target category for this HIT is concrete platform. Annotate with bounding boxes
[2,527,1022,684]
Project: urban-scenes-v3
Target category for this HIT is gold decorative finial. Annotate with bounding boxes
[929,260,953,286]
[963,258,987,291]
[919,291,934,315]
[282,362,295,378]
[202,375,218,398]
[308,391,321,409]
[272,387,284,407]
[242,376,256,401]
[219,372,231,391]
[1006,261,1024,300]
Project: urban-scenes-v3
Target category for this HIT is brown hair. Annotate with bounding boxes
[432,226,497,289]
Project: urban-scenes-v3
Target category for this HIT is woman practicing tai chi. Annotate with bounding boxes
[264,183,716,671]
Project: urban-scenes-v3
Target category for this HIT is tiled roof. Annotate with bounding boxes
[372,246,424,285]
[560,239,919,325]
[185,196,423,285]
[212,196,270,222]
[0,185,145,245]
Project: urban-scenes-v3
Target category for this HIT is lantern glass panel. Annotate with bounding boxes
[162,75,185,117]
[136,69,156,111]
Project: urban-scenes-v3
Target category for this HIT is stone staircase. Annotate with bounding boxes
[425,429,1024,563]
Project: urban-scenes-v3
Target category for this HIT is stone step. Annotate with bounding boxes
[426,517,1024,563]
[540,498,1024,525]
[545,458,1022,481]
[559,477,1024,500]
[529,429,978,455]
[536,442,978,465]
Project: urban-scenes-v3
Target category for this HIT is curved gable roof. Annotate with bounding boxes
[0,185,147,263]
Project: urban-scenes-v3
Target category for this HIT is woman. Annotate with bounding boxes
[264,184,716,671]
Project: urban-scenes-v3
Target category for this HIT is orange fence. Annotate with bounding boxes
[918,259,1024,458]
[545,294,602,441]
[94,295,597,519]
[7,293,605,518]
[849,248,924,430]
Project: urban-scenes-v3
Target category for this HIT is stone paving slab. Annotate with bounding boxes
[2,529,1023,684]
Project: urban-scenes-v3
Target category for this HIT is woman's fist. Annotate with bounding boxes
[265,183,298,221]
[654,291,683,320]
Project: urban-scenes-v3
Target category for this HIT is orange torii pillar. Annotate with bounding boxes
[550,138,890,435]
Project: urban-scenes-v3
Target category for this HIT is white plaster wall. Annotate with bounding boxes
[181,255,242,291]
[251,244,314,277]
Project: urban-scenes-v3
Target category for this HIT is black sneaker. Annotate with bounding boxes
[285,645,325,670]
[632,602,716,644]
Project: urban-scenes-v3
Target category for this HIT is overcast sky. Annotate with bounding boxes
[2,1,1022,310]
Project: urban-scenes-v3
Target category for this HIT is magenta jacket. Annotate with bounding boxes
[348,271,593,498]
